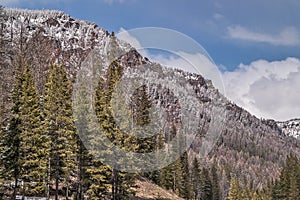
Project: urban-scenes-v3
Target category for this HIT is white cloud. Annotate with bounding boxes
[213,13,224,21]
[223,58,300,121]
[227,25,300,46]
[0,0,68,6]
[102,0,126,4]
[0,0,21,6]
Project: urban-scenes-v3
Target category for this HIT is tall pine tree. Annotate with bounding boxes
[200,167,213,200]
[191,157,201,200]
[18,66,49,197]
[1,65,49,198]
[43,64,76,200]
[2,63,24,199]
[95,61,137,200]
[227,178,242,200]
[211,159,220,200]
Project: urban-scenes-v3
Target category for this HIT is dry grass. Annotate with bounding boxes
[131,177,184,200]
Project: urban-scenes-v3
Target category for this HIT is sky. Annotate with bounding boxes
[1,0,300,121]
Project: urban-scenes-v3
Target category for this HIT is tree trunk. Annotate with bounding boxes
[77,144,82,200]
[12,175,18,200]
[22,181,25,200]
[46,156,51,200]
[112,168,116,200]
[66,185,69,200]
[55,177,59,200]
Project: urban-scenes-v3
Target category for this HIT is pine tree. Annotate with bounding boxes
[271,179,284,200]
[287,156,300,200]
[86,159,111,199]
[18,66,49,196]
[2,109,21,199]
[43,64,76,200]
[74,78,112,199]
[72,81,94,199]
[148,132,165,185]
[227,178,242,200]
[95,61,137,200]
[241,187,251,200]
[272,155,300,200]
[94,76,118,199]
[200,167,213,200]
[1,65,49,198]
[156,125,188,197]
[180,152,192,199]
[172,157,184,195]
[211,159,220,200]
[2,63,23,199]
[130,84,156,154]
[191,157,201,199]
[130,85,151,127]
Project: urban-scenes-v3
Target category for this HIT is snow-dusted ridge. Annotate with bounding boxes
[4,8,126,51]
[277,119,300,139]
[6,8,66,19]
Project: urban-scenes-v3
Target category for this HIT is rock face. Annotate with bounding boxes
[1,8,300,197]
[277,119,300,139]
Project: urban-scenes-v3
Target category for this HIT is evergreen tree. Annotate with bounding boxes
[287,156,300,200]
[241,187,251,200]
[86,159,111,199]
[74,78,112,199]
[18,66,49,196]
[43,64,76,200]
[191,157,201,200]
[73,81,95,199]
[211,159,220,200]
[271,155,300,200]
[130,84,156,154]
[1,65,48,198]
[180,152,192,199]
[156,125,189,198]
[200,167,213,200]
[3,63,23,199]
[172,157,184,195]
[148,132,165,185]
[227,178,242,200]
[95,61,137,200]
[271,179,284,200]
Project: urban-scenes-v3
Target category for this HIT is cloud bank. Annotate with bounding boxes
[223,58,300,121]
[0,0,68,6]
[0,0,22,6]
[227,26,300,46]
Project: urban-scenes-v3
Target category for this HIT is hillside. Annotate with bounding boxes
[0,7,300,199]
[132,177,184,200]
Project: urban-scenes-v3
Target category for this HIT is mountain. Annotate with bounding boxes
[0,7,300,199]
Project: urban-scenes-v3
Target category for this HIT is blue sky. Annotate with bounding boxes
[1,0,300,120]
